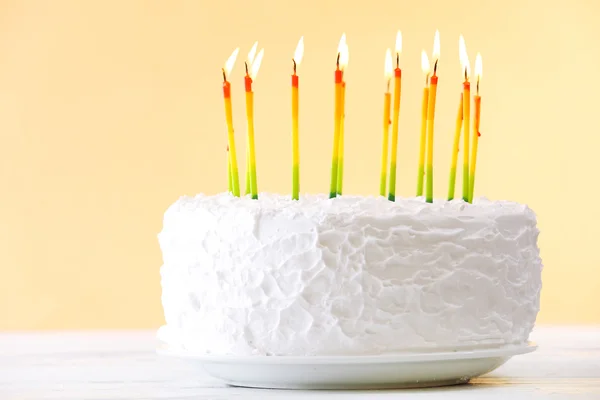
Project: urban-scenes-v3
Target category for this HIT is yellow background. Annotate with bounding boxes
[1,0,598,329]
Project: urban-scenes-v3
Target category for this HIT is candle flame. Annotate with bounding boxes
[395,30,402,56]
[475,52,482,83]
[293,36,304,65]
[223,47,240,78]
[384,48,393,79]
[337,33,346,54]
[421,50,430,75]
[337,33,348,69]
[250,48,264,80]
[432,30,440,63]
[340,43,349,69]
[458,35,470,79]
[247,41,258,66]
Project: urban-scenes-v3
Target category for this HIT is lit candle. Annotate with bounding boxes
[244,46,264,200]
[337,80,347,195]
[222,47,240,197]
[292,36,304,200]
[448,35,470,201]
[469,53,483,203]
[337,42,349,195]
[244,42,258,196]
[380,49,393,197]
[460,35,471,202]
[417,50,430,197]
[329,33,346,198]
[387,30,402,201]
[426,30,440,203]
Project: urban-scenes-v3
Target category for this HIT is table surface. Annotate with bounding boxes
[1,326,599,399]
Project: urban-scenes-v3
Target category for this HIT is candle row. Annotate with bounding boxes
[221,31,483,203]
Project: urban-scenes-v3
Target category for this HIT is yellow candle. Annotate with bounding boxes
[417,50,430,197]
[337,81,347,195]
[329,34,346,198]
[425,30,440,204]
[227,145,232,193]
[380,49,392,197]
[469,53,483,203]
[244,48,264,200]
[460,36,471,201]
[292,36,303,200]
[222,48,240,197]
[245,148,250,195]
[387,31,402,202]
[244,42,258,197]
[447,93,463,200]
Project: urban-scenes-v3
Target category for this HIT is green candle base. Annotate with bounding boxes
[250,166,258,200]
[426,167,433,204]
[336,161,344,196]
[448,166,457,201]
[469,174,476,204]
[329,159,338,199]
[417,165,424,197]
[388,162,397,202]
[292,165,299,201]
[462,165,469,202]
[230,167,240,197]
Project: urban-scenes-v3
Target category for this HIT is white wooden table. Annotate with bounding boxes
[1,326,599,399]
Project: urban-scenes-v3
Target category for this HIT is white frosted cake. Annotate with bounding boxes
[158,193,542,356]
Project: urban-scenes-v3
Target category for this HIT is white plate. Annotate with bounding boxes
[158,342,536,389]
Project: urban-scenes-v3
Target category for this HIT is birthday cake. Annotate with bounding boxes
[157,193,542,356]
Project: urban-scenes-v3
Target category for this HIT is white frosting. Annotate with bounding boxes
[158,193,542,356]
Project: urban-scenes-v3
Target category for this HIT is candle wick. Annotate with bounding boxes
[433,59,438,75]
[387,78,390,92]
[396,53,399,69]
[464,67,468,82]
[336,52,340,69]
[477,78,480,95]
[245,62,249,76]
[222,68,227,82]
[425,73,429,86]
[292,58,297,74]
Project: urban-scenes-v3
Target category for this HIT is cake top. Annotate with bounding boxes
[165,193,536,224]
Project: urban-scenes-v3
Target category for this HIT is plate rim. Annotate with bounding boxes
[157,341,537,365]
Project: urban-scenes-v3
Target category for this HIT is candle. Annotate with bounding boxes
[448,36,471,201]
[292,36,304,200]
[387,30,403,201]
[459,35,471,201]
[222,47,241,197]
[244,42,258,196]
[336,41,349,196]
[337,79,347,195]
[425,30,440,203]
[245,151,250,195]
[227,145,232,193]
[469,53,483,203]
[329,33,346,198]
[244,47,264,200]
[417,50,430,197]
[447,93,463,200]
[380,49,393,197]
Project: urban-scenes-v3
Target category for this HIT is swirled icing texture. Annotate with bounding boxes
[158,193,542,356]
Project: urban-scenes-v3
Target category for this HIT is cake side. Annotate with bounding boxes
[158,193,542,356]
